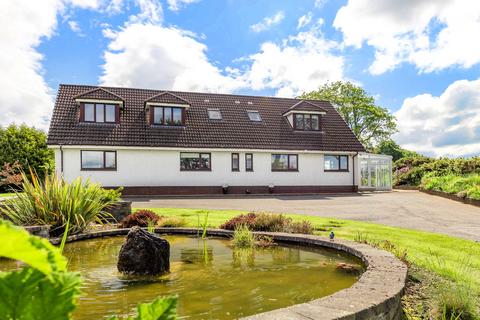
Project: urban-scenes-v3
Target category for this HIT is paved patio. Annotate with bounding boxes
[128,190,480,242]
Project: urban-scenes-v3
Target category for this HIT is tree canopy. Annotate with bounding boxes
[373,139,419,162]
[0,124,53,187]
[300,81,397,150]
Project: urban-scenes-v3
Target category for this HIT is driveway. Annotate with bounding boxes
[128,190,480,242]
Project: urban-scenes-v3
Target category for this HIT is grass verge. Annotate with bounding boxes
[143,207,480,296]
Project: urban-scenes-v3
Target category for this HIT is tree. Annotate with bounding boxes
[373,139,419,162]
[300,81,397,150]
[0,124,53,188]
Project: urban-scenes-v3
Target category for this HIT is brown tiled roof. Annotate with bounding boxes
[47,84,365,152]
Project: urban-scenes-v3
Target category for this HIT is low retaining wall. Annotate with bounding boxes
[119,185,358,196]
[24,225,50,238]
[420,189,480,208]
[104,201,132,222]
[50,228,407,320]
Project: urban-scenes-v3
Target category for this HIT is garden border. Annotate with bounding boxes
[420,189,480,208]
[50,228,407,320]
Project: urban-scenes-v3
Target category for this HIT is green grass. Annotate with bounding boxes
[143,207,480,294]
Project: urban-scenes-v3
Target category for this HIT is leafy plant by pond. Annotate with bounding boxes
[0,172,117,236]
[220,212,313,234]
[0,219,178,319]
[232,225,255,248]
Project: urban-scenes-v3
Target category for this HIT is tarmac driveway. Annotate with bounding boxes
[128,190,480,242]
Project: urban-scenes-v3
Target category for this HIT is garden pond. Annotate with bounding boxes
[1,235,364,319]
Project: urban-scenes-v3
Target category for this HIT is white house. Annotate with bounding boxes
[47,85,389,195]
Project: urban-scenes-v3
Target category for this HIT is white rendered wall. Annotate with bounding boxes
[55,148,356,187]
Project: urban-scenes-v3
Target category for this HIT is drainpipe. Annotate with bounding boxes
[59,145,64,175]
[352,152,358,192]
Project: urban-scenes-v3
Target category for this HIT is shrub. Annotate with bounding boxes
[286,220,314,234]
[232,225,255,248]
[100,187,123,202]
[0,161,23,189]
[119,210,160,228]
[157,216,187,227]
[0,124,54,192]
[0,172,115,236]
[421,174,480,200]
[394,156,480,186]
[220,212,313,234]
[219,212,256,230]
[252,213,289,232]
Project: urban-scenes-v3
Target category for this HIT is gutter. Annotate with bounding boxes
[60,145,64,174]
[352,152,358,190]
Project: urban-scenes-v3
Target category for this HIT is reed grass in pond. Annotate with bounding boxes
[8,235,363,319]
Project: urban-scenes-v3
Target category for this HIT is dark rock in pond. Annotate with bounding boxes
[117,226,170,275]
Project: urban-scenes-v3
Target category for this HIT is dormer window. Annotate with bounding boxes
[208,109,222,120]
[294,114,320,131]
[152,106,184,126]
[247,110,262,122]
[81,103,119,123]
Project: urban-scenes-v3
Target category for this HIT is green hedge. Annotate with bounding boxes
[394,156,480,186]
[421,174,480,200]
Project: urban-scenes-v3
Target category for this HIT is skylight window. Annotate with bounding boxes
[207,108,222,120]
[247,110,262,122]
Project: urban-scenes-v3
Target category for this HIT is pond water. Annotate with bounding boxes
[3,235,364,319]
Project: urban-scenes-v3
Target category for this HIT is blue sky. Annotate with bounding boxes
[2,0,480,157]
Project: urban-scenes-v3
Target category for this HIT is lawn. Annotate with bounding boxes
[144,207,480,295]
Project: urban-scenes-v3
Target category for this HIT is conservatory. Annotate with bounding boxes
[358,153,393,191]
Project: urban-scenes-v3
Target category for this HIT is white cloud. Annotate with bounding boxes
[128,0,163,24]
[242,22,344,97]
[100,24,239,93]
[166,0,199,11]
[68,20,84,36]
[250,11,285,33]
[297,12,313,29]
[334,0,480,74]
[100,19,344,97]
[0,0,63,130]
[0,0,165,131]
[394,79,480,157]
[314,0,326,8]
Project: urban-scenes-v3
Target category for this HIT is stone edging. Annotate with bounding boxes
[420,189,480,208]
[50,228,407,320]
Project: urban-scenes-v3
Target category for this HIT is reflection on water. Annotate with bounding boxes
[0,235,363,320]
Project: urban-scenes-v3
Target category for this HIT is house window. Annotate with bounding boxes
[232,153,239,171]
[81,151,117,170]
[152,106,184,126]
[180,152,211,171]
[208,109,222,120]
[293,113,320,131]
[245,153,253,171]
[247,110,262,121]
[271,154,298,171]
[82,103,118,123]
[324,155,349,171]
